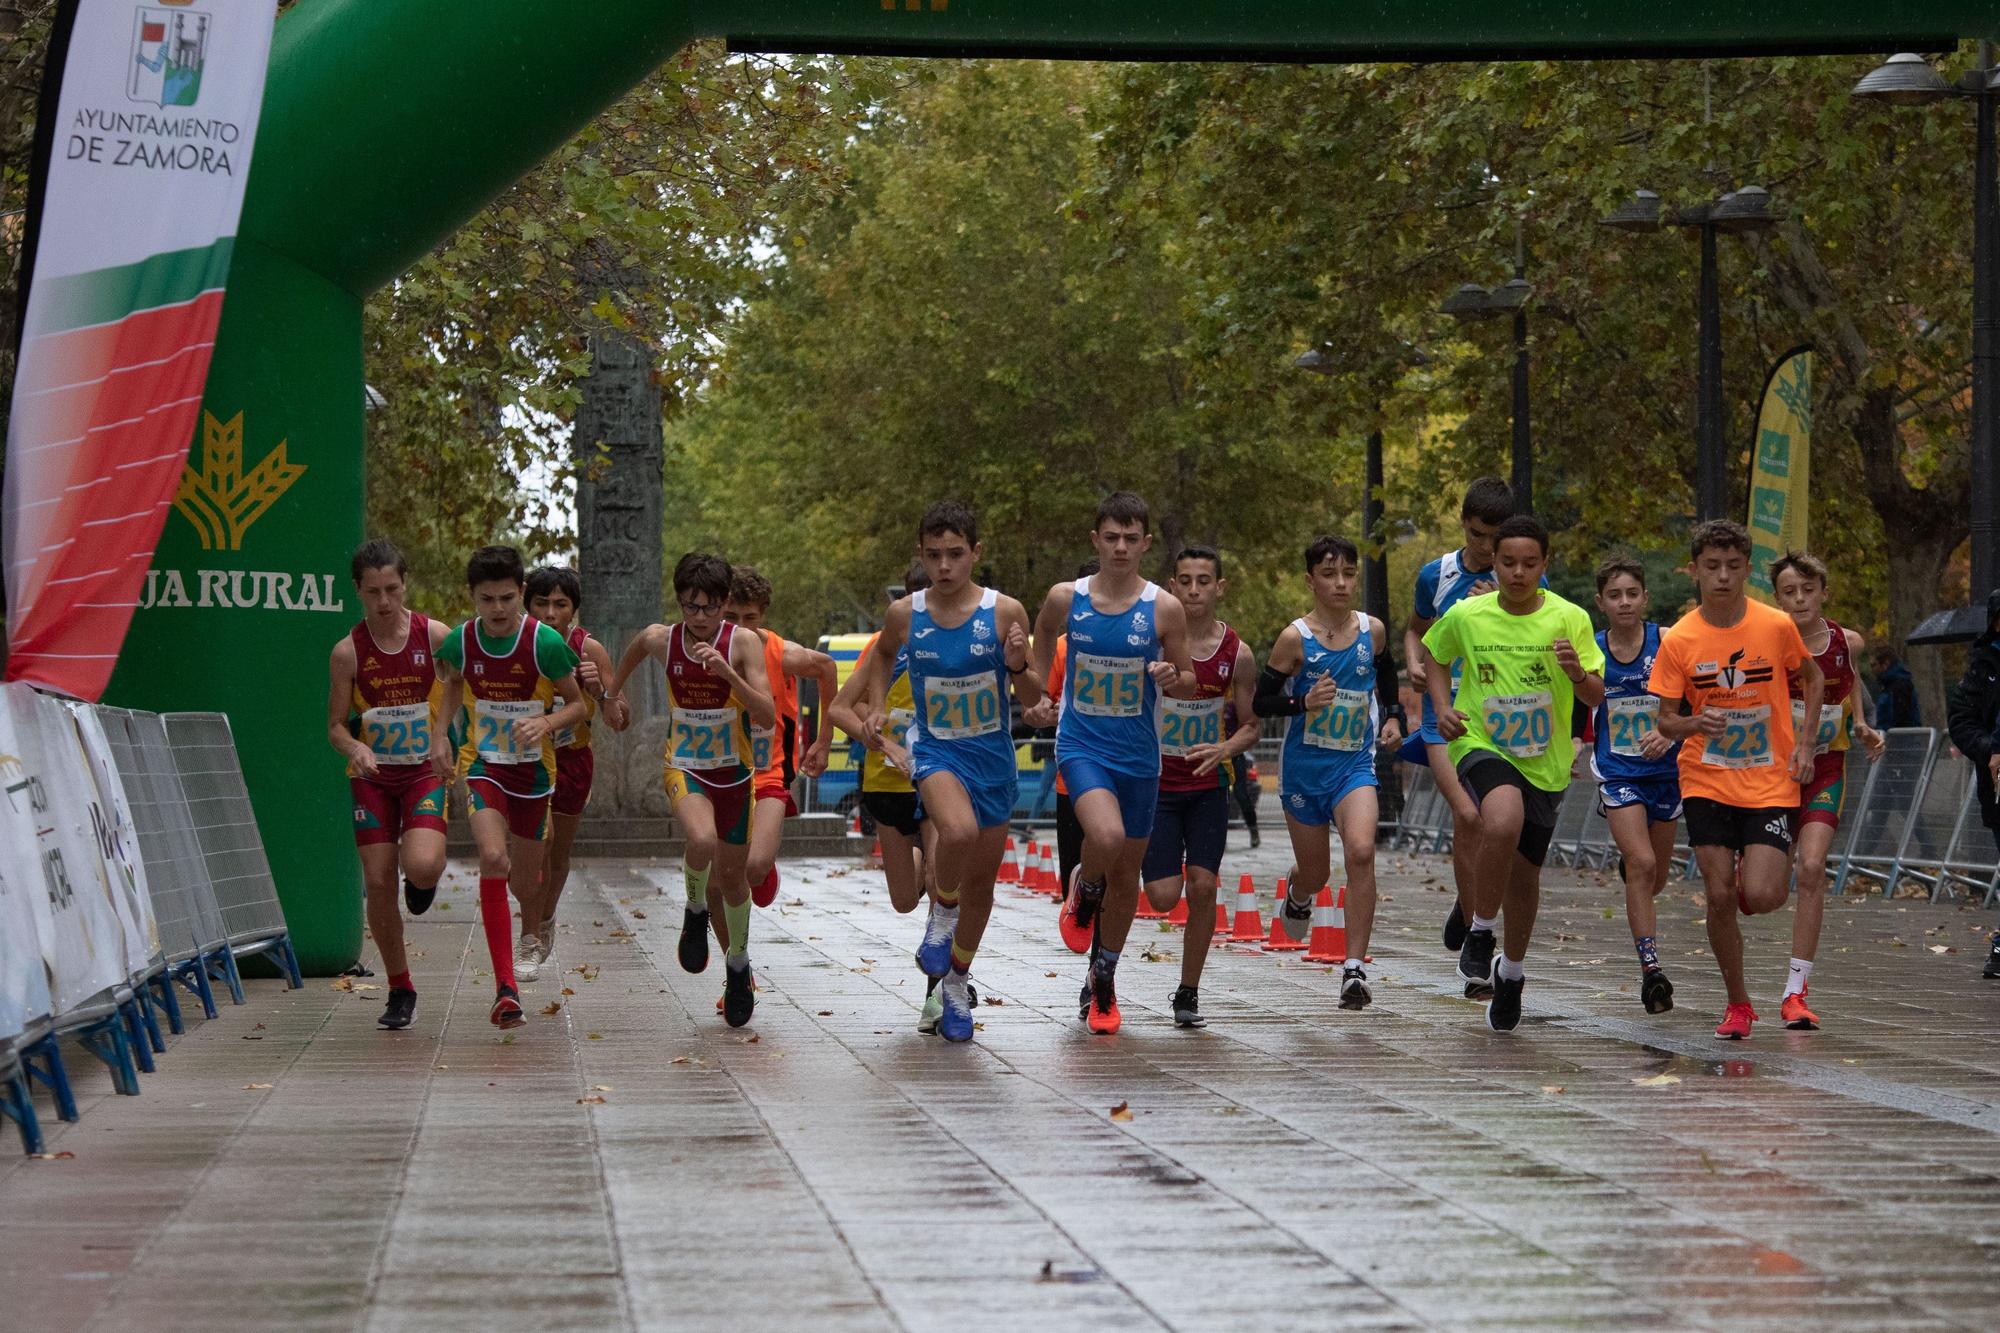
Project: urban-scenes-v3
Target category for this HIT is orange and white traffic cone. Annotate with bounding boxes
[998,836,1020,884]
[1264,878,1305,951]
[849,807,862,836]
[1305,885,1348,963]
[1228,874,1264,942]
[1166,863,1190,924]
[1034,843,1057,896]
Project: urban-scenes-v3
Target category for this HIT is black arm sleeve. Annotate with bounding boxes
[1253,666,1302,718]
[1373,649,1405,724]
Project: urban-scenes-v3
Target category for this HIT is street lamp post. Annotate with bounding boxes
[1293,346,1391,627]
[1854,47,2000,641]
[1440,232,1535,514]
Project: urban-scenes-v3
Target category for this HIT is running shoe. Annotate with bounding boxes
[1457,927,1496,997]
[1780,987,1819,1031]
[915,900,957,977]
[1487,970,1524,1031]
[403,877,435,916]
[1984,934,2000,979]
[537,932,555,973]
[1640,967,1675,1015]
[1248,827,1260,849]
[1714,1002,1757,1041]
[1085,964,1121,1035]
[938,972,975,1042]
[1171,985,1205,1029]
[1339,965,1372,1011]
[1443,899,1468,952]
[1058,867,1102,954]
[752,865,780,909]
[1277,883,1315,942]
[723,962,756,1028]
[715,971,759,1012]
[514,934,543,985]
[1077,978,1094,1020]
[378,987,417,1030]
[489,985,524,1030]
[919,978,943,1034]
[678,907,710,974]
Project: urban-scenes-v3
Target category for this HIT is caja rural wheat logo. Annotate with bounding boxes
[128,2,210,109]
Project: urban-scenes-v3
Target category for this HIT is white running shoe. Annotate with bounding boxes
[514,934,543,984]
[918,982,943,1034]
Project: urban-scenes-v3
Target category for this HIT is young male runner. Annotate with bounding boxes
[428,545,587,1029]
[1032,492,1195,1035]
[327,539,448,1031]
[1404,477,1523,955]
[603,553,776,1027]
[1256,535,1405,1010]
[1423,515,1603,1031]
[1591,557,1684,1015]
[725,566,836,912]
[1648,520,1823,1041]
[1143,546,1260,1028]
[1770,550,1885,1029]
[521,565,612,984]
[851,502,1042,1042]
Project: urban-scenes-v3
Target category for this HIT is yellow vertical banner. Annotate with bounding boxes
[1747,347,1813,602]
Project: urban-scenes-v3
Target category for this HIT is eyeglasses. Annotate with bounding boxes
[679,600,721,615]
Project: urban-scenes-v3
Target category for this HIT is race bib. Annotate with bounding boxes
[1483,690,1553,758]
[671,706,741,772]
[924,673,1004,740]
[749,722,777,772]
[1072,653,1144,718]
[884,707,916,750]
[1604,695,1660,758]
[361,702,430,764]
[1791,699,1843,757]
[474,697,543,764]
[1303,687,1371,752]
[1159,696,1223,757]
[1701,705,1774,769]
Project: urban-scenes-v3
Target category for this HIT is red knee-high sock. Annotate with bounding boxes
[480,876,517,991]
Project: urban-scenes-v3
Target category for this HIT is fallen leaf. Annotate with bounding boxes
[670,1055,691,1065]
[1541,1085,1565,1095]
[590,1084,613,1092]
[330,977,354,992]
[351,983,379,992]
[241,1035,264,1041]
[576,1095,606,1105]
[28,1151,75,1161]
[1044,971,1058,978]
[816,1010,834,1016]
[540,1001,563,1016]
[252,1023,266,1030]
[632,910,647,919]
[1928,944,1953,954]
[985,997,1004,1006]
[561,987,576,996]
[587,1032,603,1041]
[1633,1073,1682,1087]
[1108,1101,1133,1122]
[242,1082,273,1090]
[435,1065,448,1071]
[743,1033,761,1044]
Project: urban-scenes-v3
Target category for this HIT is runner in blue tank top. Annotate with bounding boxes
[1591,556,1684,1017]
[1401,476,1519,961]
[849,503,1042,1044]
[1255,536,1405,1010]
[1031,491,1196,1035]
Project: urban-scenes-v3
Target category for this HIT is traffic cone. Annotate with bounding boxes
[1033,843,1056,896]
[1305,885,1348,963]
[1136,891,1164,920]
[1228,874,1264,942]
[998,836,1020,884]
[848,807,862,836]
[1264,878,1306,951]
[1166,864,1190,925]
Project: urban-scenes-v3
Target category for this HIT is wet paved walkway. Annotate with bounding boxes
[5,835,1999,1331]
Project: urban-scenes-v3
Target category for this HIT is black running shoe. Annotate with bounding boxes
[1171,985,1205,1028]
[1458,927,1496,997]
[1487,970,1524,1031]
[678,907,711,974]
[1339,965,1372,1011]
[1985,936,2000,980]
[378,987,417,1030]
[1443,899,1468,952]
[404,878,436,916]
[1248,828,1261,849]
[723,962,755,1028]
[1077,978,1094,1020]
[1641,967,1675,1015]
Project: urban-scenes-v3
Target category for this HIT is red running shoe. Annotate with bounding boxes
[1058,866,1098,955]
[752,866,780,909]
[1714,1002,1757,1041]
[490,986,525,1030]
[1780,987,1819,1030]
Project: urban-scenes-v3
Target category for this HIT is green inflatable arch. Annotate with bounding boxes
[104,1,1995,973]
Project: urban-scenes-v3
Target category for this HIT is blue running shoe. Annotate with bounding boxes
[915,901,957,978]
[939,972,975,1042]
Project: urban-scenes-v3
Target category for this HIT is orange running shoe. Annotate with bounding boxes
[1780,987,1819,1030]
[1084,966,1121,1035]
[1058,866,1099,954]
[1714,1002,1757,1041]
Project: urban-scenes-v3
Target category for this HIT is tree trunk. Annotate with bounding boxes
[1883,527,1959,729]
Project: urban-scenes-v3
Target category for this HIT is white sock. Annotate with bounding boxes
[1784,957,1813,998]
[1470,913,1498,933]
[1496,956,1525,982]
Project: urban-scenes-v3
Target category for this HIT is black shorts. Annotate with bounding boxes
[861,790,923,839]
[1055,792,1084,891]
[1457,752,1563,868]
[1142,785,1229,883]
[1683,797,1794,854]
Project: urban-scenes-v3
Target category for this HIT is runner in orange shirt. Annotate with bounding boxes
[1648,520,1822,1042]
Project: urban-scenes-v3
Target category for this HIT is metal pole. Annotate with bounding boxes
[1512,225,1532,513]
[1697,219,1725,521]
[1970,41,1998,601]
[1365,426,1389,625]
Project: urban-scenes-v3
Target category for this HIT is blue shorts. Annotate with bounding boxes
[1280,763,1378,828]
[1059,755,1159,840]
[1598,779,1682,824]
[911,760,1016,830]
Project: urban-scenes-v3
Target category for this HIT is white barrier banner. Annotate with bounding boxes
[71,701,157,970]
[0,848,54,1044]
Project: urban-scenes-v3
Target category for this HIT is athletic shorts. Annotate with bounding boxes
[1598,778,1683,825]
[861,790,923,839]
[351,770,448,847]
[1792,751,1846,831]
[1457,752,1562,868]
[1055,793,1083,890]
[912,761,1017,831]
[466,777,550,841]
[1142,786,1229,883]
[552,746,595,818]
[1058,755,1159,841]
[665,768,753,847]
[1280,761,1379,829]
[754,776,798,816]
[1684,796,1795,854]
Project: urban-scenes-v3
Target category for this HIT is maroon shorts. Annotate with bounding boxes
[351,769,448,847]
[467,777,551,841]
[753,775,797,815]
[1792,751,1848,831]
[553,746,595,818]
